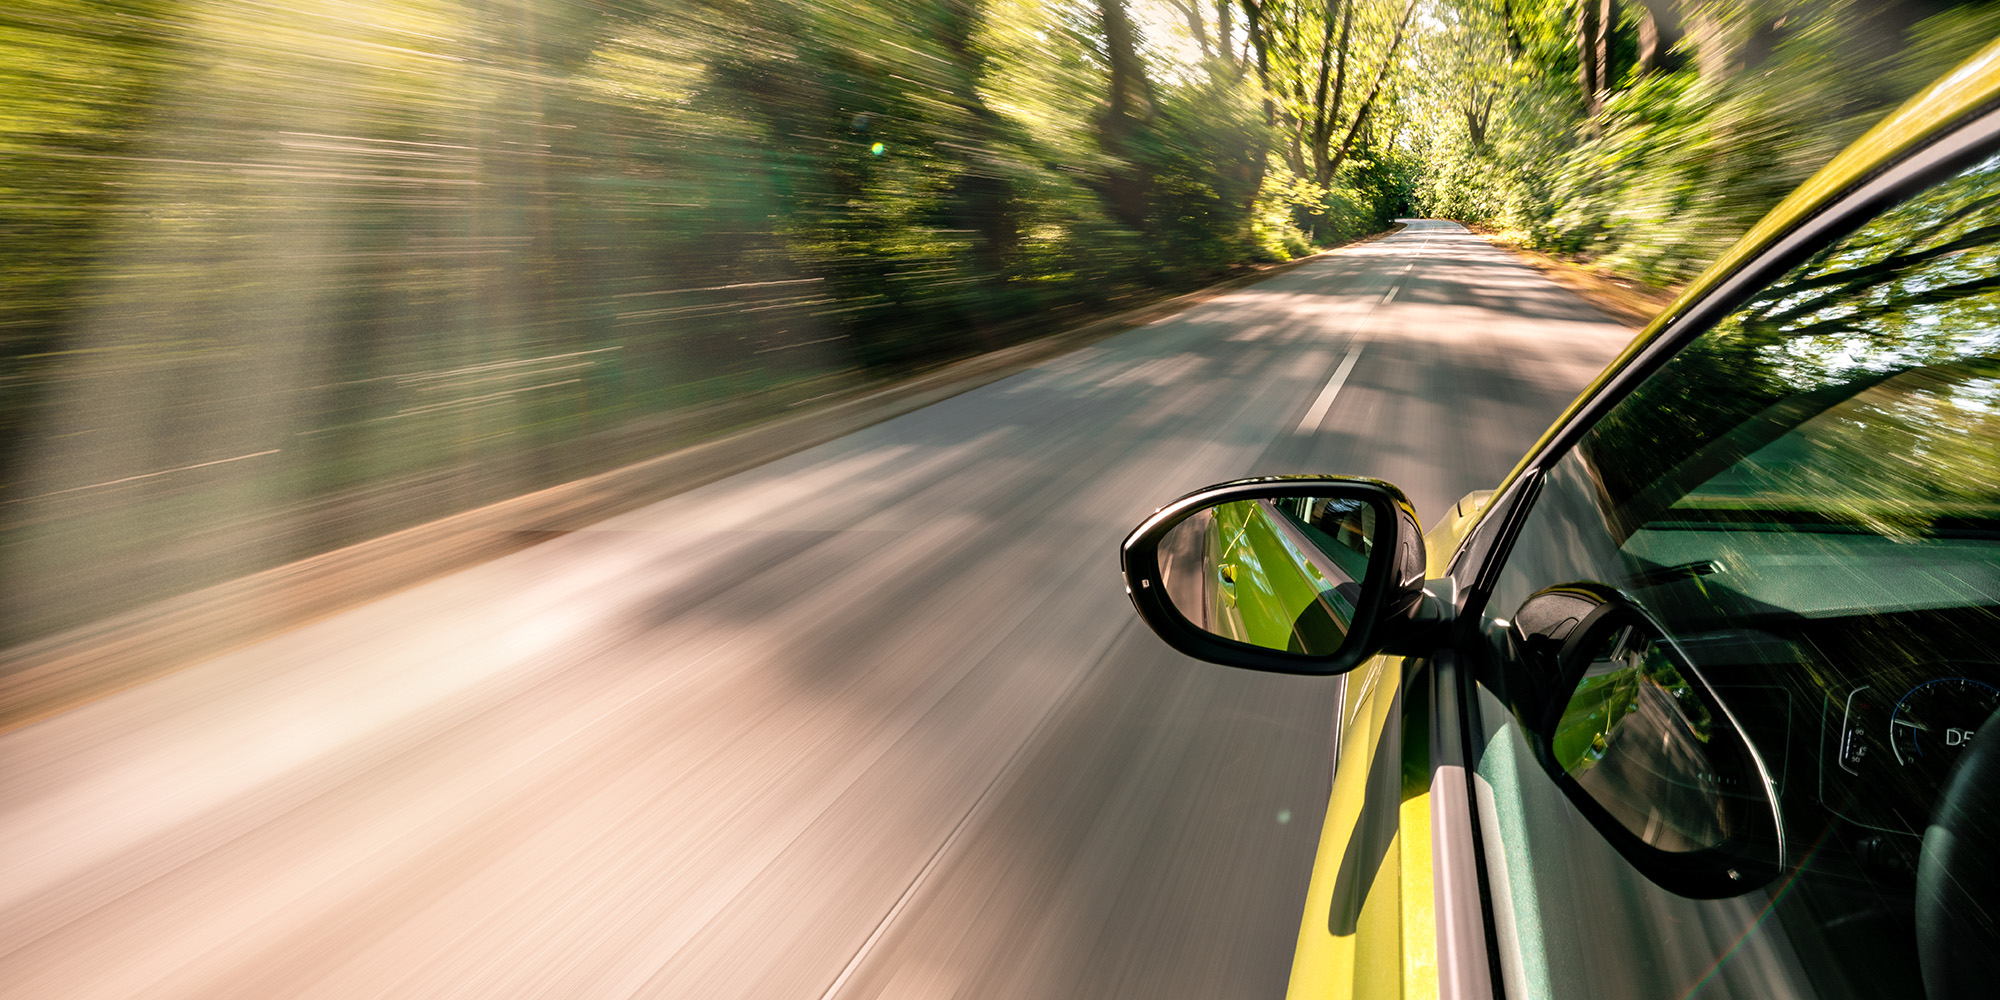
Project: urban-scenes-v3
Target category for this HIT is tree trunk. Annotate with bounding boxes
[1323,0,1416,184]
[1235,0,1273,212]
[1101,0,1152,125]
[1578,0,1601,115]
[1596,0,1617,95]
[1634,0,1682,74]
[1239,1,1273,106]
[1097,0,1154,231]
[1309,0,1350,185]
[1283,4,1308,177]
[1217,0,1236,70]
[1464,90,1493,147]
[1578,0,1617,115]
[1238,0,1278,131]
[1685,3,1787,87]
[1171,0,1212,58]
[937,0,1019,281]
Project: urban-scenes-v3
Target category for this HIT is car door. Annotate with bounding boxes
[1453,107,2000,1000]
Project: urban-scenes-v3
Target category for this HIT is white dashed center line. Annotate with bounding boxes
[1295,342,1366,434]
[1298,228,1429,434]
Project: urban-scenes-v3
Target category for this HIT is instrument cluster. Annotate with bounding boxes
[1824,665,2000,833]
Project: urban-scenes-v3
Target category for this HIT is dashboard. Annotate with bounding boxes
[1823,665,2000,834]
[1674,614,2000,843]
[1667,612,2000,994]
[1626,527,2000,846]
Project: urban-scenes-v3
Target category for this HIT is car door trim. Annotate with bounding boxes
[1429,648,1501,1000]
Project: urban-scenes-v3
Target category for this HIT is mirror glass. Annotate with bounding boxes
[1156,496,1376,654]
[1554,622,1753,852]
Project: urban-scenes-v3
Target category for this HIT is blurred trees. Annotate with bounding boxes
[1228,0,1421,247]
[27,0,1990,646]
[0,0,1419,645]
[1407,0,2000,286]
[0,0,179,480]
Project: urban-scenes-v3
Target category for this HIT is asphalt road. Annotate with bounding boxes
[0,220,1633,999]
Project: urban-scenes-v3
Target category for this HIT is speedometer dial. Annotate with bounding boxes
[1889,677,2000,778]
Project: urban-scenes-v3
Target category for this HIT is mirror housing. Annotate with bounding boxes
[1507,583,1784,897]
[1120,476,1429,676]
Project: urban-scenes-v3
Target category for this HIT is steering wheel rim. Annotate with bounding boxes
[1916,704,2000,999]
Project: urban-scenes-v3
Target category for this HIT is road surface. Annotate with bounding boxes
[0,221,1632,999]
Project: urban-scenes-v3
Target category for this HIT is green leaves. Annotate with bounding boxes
[1,0,1361,645]
[1405,0,2000,288]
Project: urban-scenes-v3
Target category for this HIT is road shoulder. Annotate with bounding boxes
[1467,225,1677,330]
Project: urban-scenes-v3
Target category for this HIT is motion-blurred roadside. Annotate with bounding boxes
[0,0,1343,660]
[4,0,1992,683]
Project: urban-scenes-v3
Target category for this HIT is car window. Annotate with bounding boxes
[1474,148,2000,998]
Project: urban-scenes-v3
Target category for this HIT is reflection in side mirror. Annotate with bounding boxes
[1511,584,1783,897]
[1121,476,1427,676]
[1156,497,1375,655]
[1555,624,1729,852]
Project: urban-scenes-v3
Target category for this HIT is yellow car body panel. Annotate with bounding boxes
[1286,37,2000,1000]
[1422,492,1490,579]
[1282,479,1502,1000]
[1285,649,1430,1000]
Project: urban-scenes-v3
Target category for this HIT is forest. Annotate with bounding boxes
[3,0,1998,645]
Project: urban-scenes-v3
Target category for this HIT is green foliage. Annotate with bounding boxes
[1,0,1413,644]
[1252,177,1318,260]
[0,0,180,436]
[1585,149,2000,527]
[1408,0,2000,288]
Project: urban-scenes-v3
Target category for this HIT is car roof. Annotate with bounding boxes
[1494,35,2000,501]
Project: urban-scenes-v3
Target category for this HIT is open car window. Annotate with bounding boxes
[1473,149,2000,997]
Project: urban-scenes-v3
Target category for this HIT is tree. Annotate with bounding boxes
[1309,0,1355,184]
[1096,0,1157,231]
[1633,0,1682,74]
[1321,0,1419,182]
[1577,0,1616,116]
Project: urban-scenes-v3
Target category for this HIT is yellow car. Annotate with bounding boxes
[1121,38,2000,1000]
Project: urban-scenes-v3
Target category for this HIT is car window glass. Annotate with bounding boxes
[1477,149,2000,999]
[1552,623,1735,852]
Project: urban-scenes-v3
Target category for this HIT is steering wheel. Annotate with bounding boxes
[1916,705,2000,999]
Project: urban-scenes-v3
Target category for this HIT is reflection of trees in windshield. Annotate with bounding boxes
[1673,364,2000,538]
[1583,152,2000,530]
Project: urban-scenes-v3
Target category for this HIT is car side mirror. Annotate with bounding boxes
[1507,583,1784,897]
[1119,476,1428,675]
